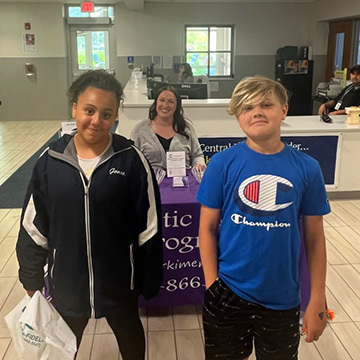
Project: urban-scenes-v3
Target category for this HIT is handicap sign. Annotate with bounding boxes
[127,56,134,63]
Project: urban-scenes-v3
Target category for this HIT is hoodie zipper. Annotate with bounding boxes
[80,173,96,319]
[50,249,56,287]
[129,244,135,290]
[48,143,133,318]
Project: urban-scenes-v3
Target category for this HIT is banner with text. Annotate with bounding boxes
[199,135,341,186]
[139,201,205,308]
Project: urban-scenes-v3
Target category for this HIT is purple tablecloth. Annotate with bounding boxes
[139,172,205,307]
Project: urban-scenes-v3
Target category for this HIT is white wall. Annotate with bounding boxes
[115,2,310,56]
[308,0,360,56]
[310,0,360,22]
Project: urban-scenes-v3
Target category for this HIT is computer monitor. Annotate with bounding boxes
[146,63,155,79]
[171,83,208,99]
[147,79,167,99]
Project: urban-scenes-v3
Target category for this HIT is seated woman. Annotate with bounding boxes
[178,63,194,83]
[130,85,205,171]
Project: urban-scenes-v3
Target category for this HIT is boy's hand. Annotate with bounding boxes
[302,301,327,342]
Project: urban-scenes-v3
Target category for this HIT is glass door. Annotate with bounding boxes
[69,25,116,83]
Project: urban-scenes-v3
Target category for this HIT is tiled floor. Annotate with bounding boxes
[1,120,360,359]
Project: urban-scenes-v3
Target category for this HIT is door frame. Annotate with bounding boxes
[326,20,354,81]
[68,23,116,83]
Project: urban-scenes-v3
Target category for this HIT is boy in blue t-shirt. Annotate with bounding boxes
[196,76,330,360]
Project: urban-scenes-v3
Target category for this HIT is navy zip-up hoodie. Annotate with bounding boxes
[16,133,163,318]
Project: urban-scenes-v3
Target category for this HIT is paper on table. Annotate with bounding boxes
[166,151,186,177]
[172,176,189,187]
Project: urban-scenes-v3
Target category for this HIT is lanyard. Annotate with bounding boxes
[339,84,355,101]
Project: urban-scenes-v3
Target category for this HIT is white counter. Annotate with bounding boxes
[118,79,360,196]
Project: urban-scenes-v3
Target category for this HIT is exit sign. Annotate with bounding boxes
[81,2,94,12]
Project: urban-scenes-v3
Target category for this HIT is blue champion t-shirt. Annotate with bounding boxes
[196,141,330,310]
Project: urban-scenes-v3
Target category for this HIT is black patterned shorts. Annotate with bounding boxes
[203,277,300,360]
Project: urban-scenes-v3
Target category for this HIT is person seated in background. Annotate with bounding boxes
[178,62,194,83]
[318,64,360,116]
[130,85,205,171]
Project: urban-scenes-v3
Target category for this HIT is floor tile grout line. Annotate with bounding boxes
[327,229,360,258]
[326,266,359,323]
[336,200,360,217]
[312,339,326,360]
[328,322,356,360]
[325,235,351,266]
[0,277,18,313]
[330,209,360,227]
[326,238,354,265]
[171,308,179,360]
[2,338,12,360]
[331,264,360,303]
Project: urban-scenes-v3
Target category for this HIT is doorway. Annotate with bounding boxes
[326,20,354,81]
[69,24,116,84]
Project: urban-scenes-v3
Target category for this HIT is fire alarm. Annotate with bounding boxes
[25,23,31,30]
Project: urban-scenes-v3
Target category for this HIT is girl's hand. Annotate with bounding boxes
[27,290,36,298]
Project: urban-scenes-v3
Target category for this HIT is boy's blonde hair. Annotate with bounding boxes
[228,76,289,116]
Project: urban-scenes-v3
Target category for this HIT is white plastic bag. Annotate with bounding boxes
[5,291,77,360]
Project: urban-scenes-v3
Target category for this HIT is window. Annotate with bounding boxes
[355,20,360,65]
[68,5,114,21]
[76,30,110,70]
[334,33,345,71]
[185,26,234,78]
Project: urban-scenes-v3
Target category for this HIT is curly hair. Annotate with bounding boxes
[67,70,124,107]
[148,85,189,139]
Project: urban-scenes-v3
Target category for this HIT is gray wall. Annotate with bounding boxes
[0,0,359,120]
[0,2,68,120]
[0,58,68,120]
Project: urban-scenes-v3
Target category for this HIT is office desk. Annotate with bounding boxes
[139,173,204,307]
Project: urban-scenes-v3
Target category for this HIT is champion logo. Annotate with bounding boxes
[231,213,291,231]
[109,168,125,176]
[234,174,294,216]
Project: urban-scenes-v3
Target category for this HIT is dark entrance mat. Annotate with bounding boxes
[0,122,119,208]
[0,131,60,209]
